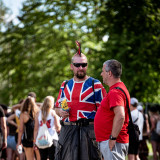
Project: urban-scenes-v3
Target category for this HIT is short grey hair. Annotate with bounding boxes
[103,59,122,78]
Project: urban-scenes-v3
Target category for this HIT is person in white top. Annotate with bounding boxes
[34,96,61,160]
[128,97,144,160]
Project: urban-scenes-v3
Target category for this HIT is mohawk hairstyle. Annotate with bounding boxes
[75,40,81,56]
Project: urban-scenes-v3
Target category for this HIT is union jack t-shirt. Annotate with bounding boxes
[55,77,107,122]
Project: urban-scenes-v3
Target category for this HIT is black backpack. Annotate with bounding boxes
[114,87,140,144]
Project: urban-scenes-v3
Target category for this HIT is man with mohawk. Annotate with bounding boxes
[55,41,107,160]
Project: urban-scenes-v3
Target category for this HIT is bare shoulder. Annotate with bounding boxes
[51,109,56,116]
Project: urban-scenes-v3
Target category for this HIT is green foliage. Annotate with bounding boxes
[97,0,160,102]
[0,0,11,30]
[0,0,160,105]
[0,0,101,105]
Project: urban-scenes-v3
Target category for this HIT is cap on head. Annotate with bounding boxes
[28,92,36,99]
[137,105,143,111]
[130,97,138,107]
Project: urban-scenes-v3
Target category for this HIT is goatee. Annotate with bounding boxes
[76,71,86,79]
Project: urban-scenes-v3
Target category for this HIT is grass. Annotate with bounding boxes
[147,140,153,160]
[148,155,153,160]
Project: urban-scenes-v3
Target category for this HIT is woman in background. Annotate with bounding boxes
[149,106,160,160]
[7,100,25,160]
[17,97,40,160]
[34,96,61,160]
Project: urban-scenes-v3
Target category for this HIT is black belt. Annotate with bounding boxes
[61,119,94,126]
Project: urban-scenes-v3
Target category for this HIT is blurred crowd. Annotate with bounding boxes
[0,92,60,160]
[128,98,160,160]
[0,92,160,160]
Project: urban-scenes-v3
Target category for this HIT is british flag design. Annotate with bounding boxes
[55,77,107,122]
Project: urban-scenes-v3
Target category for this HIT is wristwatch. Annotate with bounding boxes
[109,135,117,140]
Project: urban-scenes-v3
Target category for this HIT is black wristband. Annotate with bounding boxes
[109,135,117,140]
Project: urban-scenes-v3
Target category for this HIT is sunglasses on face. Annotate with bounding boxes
[72,63,88,68]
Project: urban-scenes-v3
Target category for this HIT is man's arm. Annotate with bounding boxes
[1,117,7,149]
[109,106,125,150]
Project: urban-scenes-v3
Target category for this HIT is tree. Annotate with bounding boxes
[0,0,14,105]
[97,0,160,103]
[0,0,102,104]
[0,0,160,105]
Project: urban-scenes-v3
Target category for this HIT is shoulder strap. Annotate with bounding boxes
[133,117,138,123]
[114,87,133,124]
[133,111,139,123]
[64,80,69,89]
[92,78,98,110]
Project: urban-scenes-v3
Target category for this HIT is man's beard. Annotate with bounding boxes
[75,71,86,79]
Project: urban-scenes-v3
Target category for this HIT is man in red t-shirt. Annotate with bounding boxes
[94,59,130,160]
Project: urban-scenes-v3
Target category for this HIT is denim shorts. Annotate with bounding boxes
[7,135,17,150]
[99,140,128,160]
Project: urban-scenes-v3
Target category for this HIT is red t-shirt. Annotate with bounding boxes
[94,82,130,143]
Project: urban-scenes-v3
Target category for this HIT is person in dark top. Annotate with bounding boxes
[149,106,160,160]
[136,105,150,160]
[55,47,106,160]
[0,104,8,160]
[6,111,17,160]
[17,97,40,160]
[7,109,26,160]
[0,106,7,158]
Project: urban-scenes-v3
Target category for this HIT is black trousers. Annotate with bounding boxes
[39,143,55,160]
[55,124,101,160]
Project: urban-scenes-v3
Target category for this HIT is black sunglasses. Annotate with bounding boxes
[73,63,87,68]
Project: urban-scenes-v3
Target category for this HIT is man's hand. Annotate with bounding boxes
[109,139,116,151]
[59,109,69,118]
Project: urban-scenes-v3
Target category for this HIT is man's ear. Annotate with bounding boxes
[108,70,112,77]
